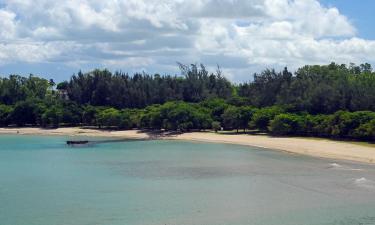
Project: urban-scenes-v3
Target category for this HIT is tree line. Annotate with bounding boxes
[59,64,232,108]
[238,63,375,113]
[0,63,374,141]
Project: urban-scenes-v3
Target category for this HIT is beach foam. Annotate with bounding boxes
[354,177,375,189]
[328,163,363,171]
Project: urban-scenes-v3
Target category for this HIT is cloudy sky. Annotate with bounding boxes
[0,0,374,82]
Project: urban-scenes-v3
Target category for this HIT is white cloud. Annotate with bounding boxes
[0,9,17,39]
[0,41,79,64]
[103,57,155,67]
[0,0,374,80]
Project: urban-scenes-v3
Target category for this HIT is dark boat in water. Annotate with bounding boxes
[66,140,89,145]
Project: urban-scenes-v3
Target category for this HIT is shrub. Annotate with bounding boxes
[211,121,221,132]
[250,106,284,131]
[222,106,241,131]
[11,100,41,126]
[97,108,131,129]
[352,119,375,141]
[41,106,63,128]
[0,104,13,126]
[269,114,303,135]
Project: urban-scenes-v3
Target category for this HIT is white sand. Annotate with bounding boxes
[1,127,374,164]
[0,127,149,139]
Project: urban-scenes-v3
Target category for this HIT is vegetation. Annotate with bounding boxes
[0,63,374,141]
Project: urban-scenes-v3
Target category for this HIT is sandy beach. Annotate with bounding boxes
[0,127,374,164]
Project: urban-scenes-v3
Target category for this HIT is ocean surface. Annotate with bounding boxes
[1,135,375,225]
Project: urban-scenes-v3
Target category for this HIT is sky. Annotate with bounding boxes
[0,0,374,82]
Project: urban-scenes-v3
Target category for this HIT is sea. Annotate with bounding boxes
[1,135,375,225]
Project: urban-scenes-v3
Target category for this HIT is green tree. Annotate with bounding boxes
[82,105,98,125]
[222,106,241,132]
[211,121,221,133]
[97,108,132,129]
[11,100,42,126]
[250,106,284,131]
[353,119,375,141]
[269,114,303,135]
[41,106,63,128]
[238,106,256,132]
[97,108,122,128]
[0,104,13,126]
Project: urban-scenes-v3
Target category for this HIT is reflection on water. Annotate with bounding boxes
[0,135,375,225]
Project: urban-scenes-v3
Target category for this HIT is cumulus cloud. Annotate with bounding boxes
[0,9,17,39]
[0,0,374,81]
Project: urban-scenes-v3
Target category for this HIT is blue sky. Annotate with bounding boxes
[320,0,374,39]
[0,0,374,82]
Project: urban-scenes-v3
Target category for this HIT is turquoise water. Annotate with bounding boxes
[1,135,375,225]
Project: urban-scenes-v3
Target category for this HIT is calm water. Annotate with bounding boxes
[1,135,375,225]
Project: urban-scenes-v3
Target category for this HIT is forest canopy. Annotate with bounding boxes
[0,62,374,141]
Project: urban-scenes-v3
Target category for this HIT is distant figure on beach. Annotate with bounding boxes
[17,130,19,134]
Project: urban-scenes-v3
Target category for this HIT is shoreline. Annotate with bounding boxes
[0,127,374,164]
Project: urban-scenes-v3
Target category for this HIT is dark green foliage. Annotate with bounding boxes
[66,64,232,108]
[238,63,375,113]
[211,121,221,132]
[327,111,375,138]
[140,102,212,131]
[82,105,98,125]
[56,81,68,90]
[221,106,256,132]
[250,106,284,131]
[238,68,292,107]
[268,111,375,140]
[222,106,241,131]
[0,104,13,126]
[97,108,132,129]
[41,106,63,128]
[61,105,82,126]
[11,100,42,126]
[238,106,256,131]
[200,98,229,123]
[140,105,163,130]
[269,114,304,135]
[0,62,375,142]
[353,119,375,141]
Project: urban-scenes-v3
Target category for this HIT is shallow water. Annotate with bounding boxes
[1,135,375,225]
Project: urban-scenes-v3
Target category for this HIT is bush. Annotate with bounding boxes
[163,102,212,131]
[0,104,13,126]
[82,105,98,125]
[238,106,257,131]
[139,105,163,129]
[200,98,229,123]
[222,106,241,131]
[211,121,221,132]
[97,108,121,128]
[269,114,303,135]
[41,106,63,128]
[140,102,213,131]
[352,119,375,141]
[250,106,284,131]
[305,114,331,137]
[327,111,374,138]
[11,100,42,126]
[60,102,82,125]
